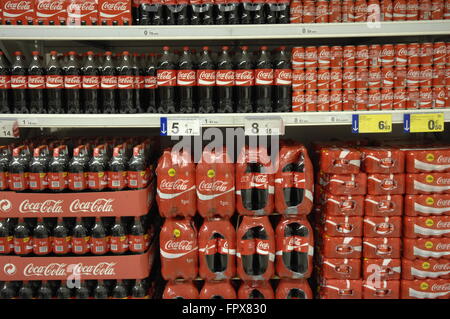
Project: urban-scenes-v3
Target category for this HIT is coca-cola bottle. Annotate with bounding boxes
[197,46,216,113]
[203,0,214,24]
[93,280,109,299]
[111,280,128,299]
[255,46,273,112]
[117,52,135,114]
[127,144,149,190]
[37,281,53,299]
[129,216,146,253]
[110,217,128,255]
[108,145,127,191]
[0,51,11,113]
[18,282,33,299]
[0,146,10,190]
[72,217,90,255]
[13,218,33,256]
[28,145,50,192]
[0,282,16,299]
[82,51,99,114]
[90,217,109,255]
[28,51,46,113]
[131,279,148,299]
[177,46,195,113]
[68,145,89,192]
[11,51,28,113]
[46,51,64,114]
[144,53,157,113]
[56,281,71,299]
[8,146,30,192]
[53,218,71,255]
[33,218,51,256]
[47,146,68,192]
[216,46,235,113]
[254,2,268,24]
[100,51,117,114]
[74,281,90,299]
[65,51,82,113]
[177,0,189,24]
[157,46,177,113]
[235,46,254,113]
[132,53,144,113]
[273,46,292,112]
[88,145,108,191]
[0,219,13,254]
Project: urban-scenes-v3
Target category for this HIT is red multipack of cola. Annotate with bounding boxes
[365,194,404,217]
[275,216,313,279]
[363,237,402,259]
[2,0,34,25]
[196,147,235,219]
[236,146,274,216]
[363,280,401,299]
[360,147,405,174]
[362,258,402,281]
[318,257,362,280]
[198,218,236,281]
[401,279,450,299]
[199,280,237,299]
[324,173,367,196]
[156,148,196,218]
[403,216,450,238]
[275,279,313,299]
[367,173,405,195]
[67,0,98,25]
[163,281,199,299]
[404,147,450,173]
[35,0,67,25]
[322,194,365,216]
[160,218,198,281]
[319,236,363,259]
[403,237,450,260]
[405,173,450,194]
[274,141,314,215]
[238,281,274,299]
[404,194,450,216]
[319,147,362,174]
[236,216,275,281]
[363,216,402,237]
[321,215,363,237]
[319,279,363,299]
[402,258,450,280]
[98,0,131,25]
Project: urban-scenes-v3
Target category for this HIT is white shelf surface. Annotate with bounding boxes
[0,21,449,40]
[1,109,449,128]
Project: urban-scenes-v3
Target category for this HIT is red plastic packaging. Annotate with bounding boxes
[320,236,362,259]
[404,148,450,173]
[162,281,199,299]
[363,216,402,237]
[404,194,450,216]
[362,258,402,280]
[238,281,274,299]
[98,0,131,25]
[325,173,367,196]
[403,237,450,260]
[405,173,450,194]
[323,194,365,216]
[400,279,450,299]
[404,216,450,238]
[361,147,405,174]
[363,237,401,259]
[275,279,313,299]
[367,173,405,195]
[319,257,362,280]
[199,280,236,299]
[364,194,404,216]
[363,280,400,299]
[323,216,363,237]
[402,258,450,280]
[319,279,363,299]
[319,148,361,174]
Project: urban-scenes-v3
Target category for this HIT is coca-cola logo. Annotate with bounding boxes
[436,243,450,250]
[437,177,450,185]
[11,76,27,84]
[305,72,317,81]
[69,199,114,213]
[292,50,304,61]
[407,69,421,79]
[5,1,31,10]
[318,72,330,81]
[198,70,215,81]
[83,76,99,84]
[292,93,304,103]
[356,49,369,58]
[160,179,189,191]
[369,92,381,102]
[437,156,450,164]
[101,1,127,11]
[198,180,229,193]
[420,69,433,78]
[381,48,395,57]
[420,90,433,99]
[436,199,450,207]
[164,240,193,251]
[24,263,67,277]
[394,2,406,11]
[37,0,64,11]
[343,71,355,80]
[19,200,63,213]
[397,48,408,57]
[434,46,446,55]
[177,71,195,81]
[216,70,234,81]
[317,93,329,103]
[330,70,341,80]
[433,263,450,271]
[304,51,317,60]
[316,4,328,15]
[384,70,394,78]
[23,262,116,277]
[65,76,81,85]
[431,283,450,291]
[68,1,96,12]
[257,241,269,252]
[235,70,253,81]
[72,262,116,276]
[436,220,450,228]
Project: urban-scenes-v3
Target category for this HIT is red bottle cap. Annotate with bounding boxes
[222,46,229,51]
[104,51,112,56]
[122,51,129,56]
[86,51,94,55]
[241,46,248,51]
[260,46,268,51]
[202,46,209,51]
[50,50,58,55]
[14,51,22,56]
[163,46,170,51]
[183,46,190,51]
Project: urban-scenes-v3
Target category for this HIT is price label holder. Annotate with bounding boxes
[352,114,392,133]
[404,113,444,133]
[0,119,19,138]
[160,117,201,136]
[244,117,285,136]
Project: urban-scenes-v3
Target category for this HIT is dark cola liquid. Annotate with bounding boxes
[75,282,90,299]
[287,288,306,299]
[205,232,228,273]
[93,281,109,299]
[11,52,29,114]
[242,226,269,277]
[282,156,305,208]
[46,53,63,114]
[282,222,309,275]
[56,282,72,299]
[111,281,128,299]
[248,289,265,299]
[28,52,46,113]
[242,162,268,211]
[37,282,53,299]
[0,52,11,113]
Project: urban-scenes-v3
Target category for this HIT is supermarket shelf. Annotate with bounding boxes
[0,21,449,40]
[1,109,449,128]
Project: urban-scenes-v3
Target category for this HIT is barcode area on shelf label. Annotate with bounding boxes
[244,117,284,136]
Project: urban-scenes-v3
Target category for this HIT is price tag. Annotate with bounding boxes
[0,120,19,138]
[404,113,444,133]
[161,118,201,136]
[352,114,392,133]
[244,117,284,136]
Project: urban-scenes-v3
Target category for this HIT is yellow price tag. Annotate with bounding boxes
[358,114,392,133]
[409,113,444,133]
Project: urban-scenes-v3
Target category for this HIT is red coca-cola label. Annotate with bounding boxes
[33,237,51,255]
[0,236,13,254]
[127,170,149,189]
[0,75,11,89]
[157,70,176,87]
[255,69,274,86]
[177,70,195,86]
[64,75,82,89]
[14,237,33,255]
[235,69,254,86]
[35,0,66,24]
[144,75,157,89]
[72,236,90,254]
[110,235,128,254]
[28,172,47,191]
[274,69,292,86]
[11,75,27,89]
[216,70,235,86]
[87,172,108,190]
[117,75,133,89]
[134,75,144,89]
[0,172,7,190]
[82,75,100,89]
[129,235,145,253]
[90,237,109,255]
[67,0,98,25]
[46,75,64,89]
[100,75,118,89]
[53,236,71,254]
[47,172,67,191]
[99,0,131,24]
[9,172,28,191]
[197,70,215,86]
[68,172,87,191]
[107,171,127,190]
[3,0,34,24]
[282,236,309,253]
[240,173,270,190]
